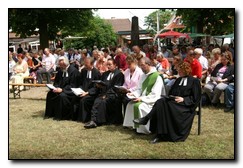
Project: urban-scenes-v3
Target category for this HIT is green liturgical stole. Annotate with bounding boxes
[133,72,159,128]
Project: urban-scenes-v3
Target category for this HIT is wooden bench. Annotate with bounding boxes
[9,83,46,99]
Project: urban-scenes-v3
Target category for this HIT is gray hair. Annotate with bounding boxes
[194,48,203,55]
[140,57,151,66]
[58,56,70,66]
[212,48,221,55]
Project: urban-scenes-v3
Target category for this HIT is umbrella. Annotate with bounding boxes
[158,30,189,38]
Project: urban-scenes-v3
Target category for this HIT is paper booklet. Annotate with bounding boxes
[71,88,85,96]
[46,84,56,90]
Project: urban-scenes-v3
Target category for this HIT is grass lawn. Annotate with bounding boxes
[9,87,235,159]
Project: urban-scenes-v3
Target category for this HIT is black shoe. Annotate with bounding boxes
[224,107,233,112]
[150,136,163,144]
[84,121,97,129]
[133,117,149,125]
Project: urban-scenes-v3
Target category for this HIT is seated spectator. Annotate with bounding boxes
[29,50,42,84]
[10,54,29,90]
[206,48,221,83]
[96,51,108,74]
[84,59,124,128]
[168,45,182,63]
[161,46,170,58]
[163,56,182,93]
[156,52,170,72]
[37,48,56,84]
[149,54,164,73]
[224,82,234,112]
[132,45,146,58]
[25,52,34,72]
[203,53,234,106]
[123,57,165,134]
[114,48,127,72]
[9,53,16,80]
[184,49,202,79]
[133,62,201,143]
[194,48,208,82]
[44,56,81,120]
[102,48,112,60]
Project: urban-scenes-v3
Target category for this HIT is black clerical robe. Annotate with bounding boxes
[44,64,81,120]
[149,76,201,142]
[89,68,124,124]
[73,68,101,122]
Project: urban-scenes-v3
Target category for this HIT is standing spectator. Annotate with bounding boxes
[17,44,23,54]
[114,48,127,72]
[56,40,63,49]
[37,48,55,84]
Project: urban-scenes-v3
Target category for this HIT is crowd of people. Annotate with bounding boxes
[9,43,235,143]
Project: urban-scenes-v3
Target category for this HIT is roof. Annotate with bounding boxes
[164,16,186,30]
[105,18,143,33]
[105,18,132,32]
[9,32,39,39]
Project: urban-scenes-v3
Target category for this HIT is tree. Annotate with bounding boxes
[176,9,234,35]
[64,16,117,49]
[9,9,94,49]
[144,9,175,35]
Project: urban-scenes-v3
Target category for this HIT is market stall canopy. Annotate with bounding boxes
[189,33,210,38]
[158,30,189,38]
[214,33,234,39]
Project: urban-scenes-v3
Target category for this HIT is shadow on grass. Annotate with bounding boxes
[31,110,45,118]
[103,124,154,141]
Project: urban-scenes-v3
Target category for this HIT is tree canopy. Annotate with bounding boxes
[176,9,234,35]
[63,16,117,49]
[144,9,175,34]
[9,9,94,49]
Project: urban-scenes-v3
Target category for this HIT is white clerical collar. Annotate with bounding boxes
[145,67,156,76]
[179,77,188,86]
[107,71,114,80]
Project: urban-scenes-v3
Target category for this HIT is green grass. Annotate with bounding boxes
[9,87,234,159]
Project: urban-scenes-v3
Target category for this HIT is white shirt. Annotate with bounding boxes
[42,54,56,71]
[198,55,208,70]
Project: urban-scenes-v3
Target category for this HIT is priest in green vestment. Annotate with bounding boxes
[123,57,166,134]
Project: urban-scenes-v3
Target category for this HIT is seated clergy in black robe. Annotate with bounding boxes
[44,56,81,120]
[133,62,201,143]
[71,57,101,122]
[84,58,124,128]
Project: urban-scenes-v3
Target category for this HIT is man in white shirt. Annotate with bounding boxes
[194,48,208,81]
[37,48,56,84]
